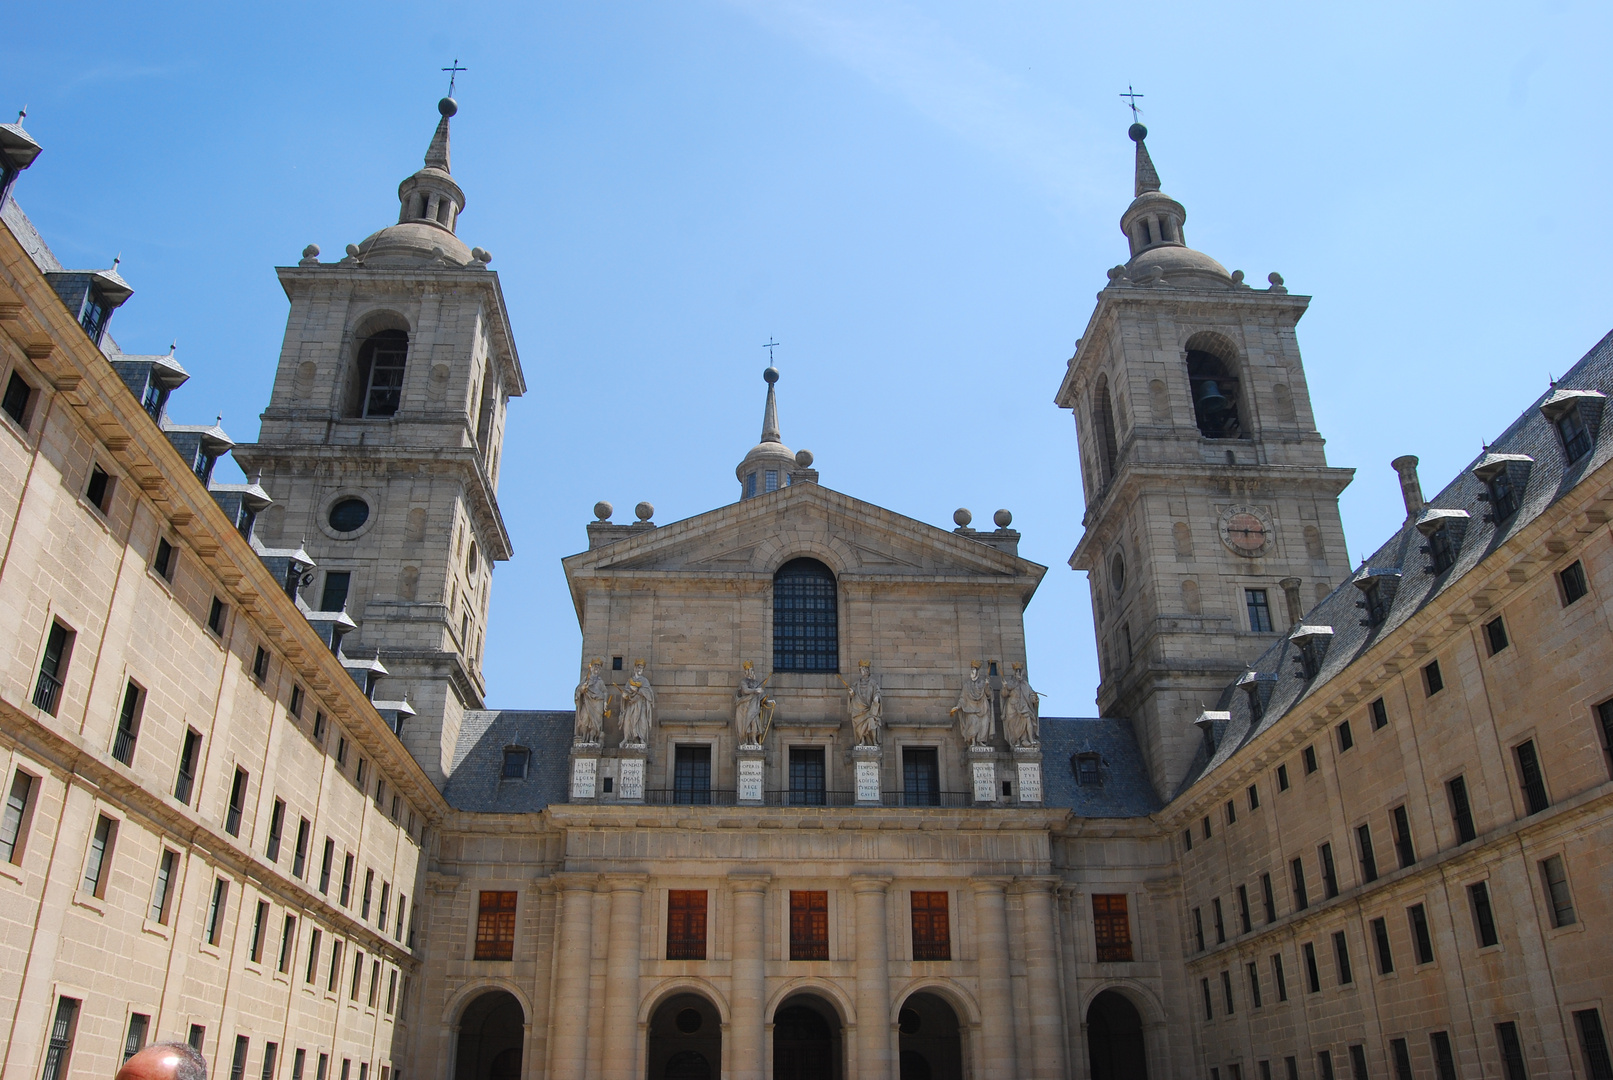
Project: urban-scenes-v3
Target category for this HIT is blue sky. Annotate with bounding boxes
[5,2,1611,714]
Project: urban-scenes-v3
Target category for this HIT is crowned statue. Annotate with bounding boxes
[951,660,994,748]
[844,660,882,746]
[618,659,656,747]
[1000,662,1040,748]
[573,657,608,745]
[734,661,773,747]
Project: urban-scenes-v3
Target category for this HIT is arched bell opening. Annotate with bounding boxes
[771,992,844,1080]
[1184,332,1246,441]
[647,992,722,1080]
[453,990,524,1080]
[1086,988,1149,1080]
[897,991,963,1080]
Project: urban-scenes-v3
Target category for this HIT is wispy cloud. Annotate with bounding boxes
[722,0,1103,206]
[54,62,183,95]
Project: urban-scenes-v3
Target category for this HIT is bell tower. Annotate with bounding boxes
[1055,122,1353,797]
[234,96,526,788]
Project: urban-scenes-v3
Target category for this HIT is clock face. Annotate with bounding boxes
[1219,505,1274,557]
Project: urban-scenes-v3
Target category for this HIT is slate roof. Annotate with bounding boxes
[1175,327,1613,798]
[1040,716,1163,817]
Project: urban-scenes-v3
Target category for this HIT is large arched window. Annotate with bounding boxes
[354,329,409,418]
[773,557,839,672]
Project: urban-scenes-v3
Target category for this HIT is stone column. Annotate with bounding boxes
[971,877,1018,1080]
[729,873,771,1080]
[1017,877,1067,1079]
[853,877,894,1080]
[550,874,597,1079]
[601,875,648,1080]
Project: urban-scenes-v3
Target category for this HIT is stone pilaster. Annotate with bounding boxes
[729,873,771,1080]
[852,876,894,1079]
[971,877,1018,1080]
[550,874,598,1079]
[601,875,648,1080]
[1017,877,1066,1079]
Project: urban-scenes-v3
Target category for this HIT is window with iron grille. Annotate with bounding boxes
[772,558,838,672]
[789,747,826,805]
[124,1013,150,1062]
[1496,1021,1529,1080]
[1092,894,1133,961]
[501,747,529,779]
[666,889,708,960]
[1390,1039,1413,1080]
[1513,741,1550,814]
[1348,1045,1369,1080]
[261,1043,279,1080]
[474,891,517,960]
[1574,1010,1613,1080]
[1561,560,1589,605]
[230,1035,250,1080]
[1430,1033,1458,1080]
[1318,1050,1335,1080]
[1448,776,1477,843]
[673,745,712,805]
[150,848,177,923]
[1408,903,1435,965]
[112,680,144,766]
[1539,855,1576,927]
[1,770,33,865]
[249,900,269,963]
[34,621,73,715]
[226,767,248,836]
[205,877,228,945]
[83,815,115,897]
[790,890,829,960]
[903,748,940,807]
[173,729,202,805]
[40,997,80,1080]
[910,891,950,960]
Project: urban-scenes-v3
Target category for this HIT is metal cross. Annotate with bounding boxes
[1120,85,1144,122]
[442,59,467,97]
[763,338,780,363]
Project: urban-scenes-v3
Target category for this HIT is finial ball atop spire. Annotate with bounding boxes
[763,366,779,385]
[1128,122,1147,143]
[438,97,458,118]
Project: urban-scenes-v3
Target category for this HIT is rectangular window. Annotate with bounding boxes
[1469,881,1499,947]
[1092,894,1133,961]
[910,891,951,960]
[328,941,342,992]
[1371,916,1394,975]
[1193,907,1205,951]
[83,814,116,897]
[1337,720,1354,752]
[1277,763,1290,790]
[336,737,348,766]
[1448,775,1477,844]
[1221,969,1234,1013]
[789,747,826,806]
[1391,1039,1413,1080]
[1561,560,1590,605]
[313,711,326,743]
[208,597,227,636]
[1202,816,1212,840]
[124,1012,150,1062]
[1391,805,1416,868]
[261,1044,279,1080]
[206,877,228,945]
[474,890,517,960]
[288,686,304,721]
[1320,842,1339,898]
[672,745,712,805]
[319,571,351,613]
[307,929,322,983]
[1573,1010,1613,1080]
[153,537,177,582]
[1,770,34,863]
[1303,746,1318,774]
[1183,828,1193,853]
[1370,697,1388,730]
[765,469,778,492]
[293,1050,306,1080]
[350,950,364,1000]
[1247,961,1262,1008]
[1513,740,1550,814]
[34,621,74,715]
[253,645,269,681]
[387,968,398,1013]
[1349,1045,1369,1080]
[150,848,178,923]
[1247,784,1260,812]
[1247,588,1273,632]
[319,839,334,894]
[1261,873,1276,923]
[266,799,285,862]
[1237,884,1252,934]
[1285,1059,1299,1080]
[1599,699,1613,780]
[1303,941,1320,993]
[174,729,202,804]
[340,853,354,906]
[2,371,33,426]
[279,914,297,973]
[1333,929,1352,984]
[1272,953,1288,1001]
[663,889,710,960]
[1213,897,1226,943]
[225,767,248,837]
[1318,1050,1335,1080]
[292,818,310,878]
[1291,857,1309,911]
[231,1035,250,1080]
[1431,1032,1458,1080]
[113,680,143,765]
[379,882,390,928]
[904,747,941,807]
[789,890,829,960]
[1423,659,1444,696]
[362,869,374,918]
[396,894,408,940]
[1408,903,1435,964]
[1496,1021,1529,1080]
[250,899,269,963]
[1539,855,1576,927]
[1357,824,1378,883]
[1485,615,1509,655]
[1225,799,1236,825]
[1201,977,1213,1021]
[40,996,80,1080]
[368,958,380,1007]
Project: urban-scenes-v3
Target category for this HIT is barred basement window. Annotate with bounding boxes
[40,997,80,1080]
[666,890,708,960]
[772,558,839,672]
[1092,894,1133,961]
[789,890,829,960]
[475,891,517,960]
[230,1036,250,1080]
[910,891,951,960]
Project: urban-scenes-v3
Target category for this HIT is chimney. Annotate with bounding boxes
[1391,455,1424,521]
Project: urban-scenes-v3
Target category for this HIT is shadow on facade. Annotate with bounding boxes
[454,990,524,1080]
[647,992,723,1080]
[1087,989,1149,1080]
[772,992,844,1080]
[897,991,963,1080]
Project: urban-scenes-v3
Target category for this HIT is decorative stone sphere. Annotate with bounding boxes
[1128,122,1147,142]
[635,501,654,522]
[345,243,361,258]
[301,243,320,259]
[593,501,613,521]
[471,247,492,264]
[763,366,779,385]
[439,97,458,118]
[953,508,972,528]
[994,509,1013,529]
[795,449,814,468]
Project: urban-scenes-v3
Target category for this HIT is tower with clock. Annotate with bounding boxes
[1055,122,1356,796]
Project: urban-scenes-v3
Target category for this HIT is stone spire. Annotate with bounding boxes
[347,97,483,269]
[1131,121,1161,196]
[423,99,452,173]
[1115,122,1232,286]
[394,97,465,233]
[735,366,798,500]
[760,364,782,443]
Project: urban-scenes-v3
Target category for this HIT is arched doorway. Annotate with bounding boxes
[897,992,962,1080]
[647,992,721,1080]
[772,993,844,1080]
[454,990,524,1080]
[1087,989,1148,1080]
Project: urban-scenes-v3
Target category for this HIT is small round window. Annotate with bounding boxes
[328,498,370,533]
[466,540,478,577]
[1110,551,1125,593]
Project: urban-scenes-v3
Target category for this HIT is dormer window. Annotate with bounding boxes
[502,747,529,780]
[1361,581,1387,626]
[1428,525,1454,573]
[1415,509,1469,577]
[1540,387,1604,465]
[1487,465,1519,519]
[141,380,169,421]
[1352,567,1402,629]
[1072,752,1103,787]
[1557,404,1592,462]
[1473,453,1531,524]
